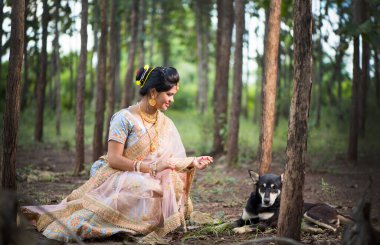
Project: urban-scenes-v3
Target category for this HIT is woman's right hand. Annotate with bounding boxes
[156,160,176,172]
[193,156,213,170]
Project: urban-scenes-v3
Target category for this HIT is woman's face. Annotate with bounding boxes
[152,85,178,111]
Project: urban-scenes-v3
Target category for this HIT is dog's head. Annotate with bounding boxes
[249,170,283,207]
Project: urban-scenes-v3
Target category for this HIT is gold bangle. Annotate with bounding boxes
[151,162,157,177]
[136,161,142,172]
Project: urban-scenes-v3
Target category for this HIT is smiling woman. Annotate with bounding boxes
[21,65,213,243]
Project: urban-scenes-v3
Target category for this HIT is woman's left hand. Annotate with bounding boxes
[193,156,213,170]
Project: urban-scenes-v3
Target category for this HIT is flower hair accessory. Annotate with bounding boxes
[136,65,154,88]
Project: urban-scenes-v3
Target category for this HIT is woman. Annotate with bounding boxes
[22,65,213,243]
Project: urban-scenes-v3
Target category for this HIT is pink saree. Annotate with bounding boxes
[22,108,196,243]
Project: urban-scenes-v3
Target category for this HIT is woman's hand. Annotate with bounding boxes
[193,156,213,170]
[156,160,176,172]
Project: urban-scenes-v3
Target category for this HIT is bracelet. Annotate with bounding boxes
[133,161,138,172]
[150,162,157,177]
[136,161,142,172]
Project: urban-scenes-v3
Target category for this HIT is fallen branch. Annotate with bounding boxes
[234,236,305,245]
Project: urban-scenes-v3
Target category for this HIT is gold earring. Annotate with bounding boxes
[149,98,156,107]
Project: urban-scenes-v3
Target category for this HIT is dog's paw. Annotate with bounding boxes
[233,225,254,234]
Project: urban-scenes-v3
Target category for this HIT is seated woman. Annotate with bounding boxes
[22,65,213,243]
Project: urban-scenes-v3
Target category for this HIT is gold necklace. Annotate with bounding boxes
[138,104,158,124]
[138,106,159,152]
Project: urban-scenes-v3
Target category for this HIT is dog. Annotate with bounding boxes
[233,171,350,234]
[234,171,282,232]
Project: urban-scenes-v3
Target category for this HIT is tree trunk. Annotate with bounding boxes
[160,1,171,66]
[92,0,108,161]
[257,0,281,175]
[359,0,369,137]
[348,0,361,162]
[0,0,3,82]
[54,0,61,136]
[375,49,380,106]
[212,0,234,155]
[2,0,25,189]
[194,0,211,114]
[277,0,312,242]
[242,38,250,119]
[227,0,245,166]
[315,0,322,128]
[34,0,49,142]
[21,0,29,111]
[138,0,145,68]
[148,0,156,65]
[89,0,99,104]
[122,0,139,108]
[74,0,88,175]
[105,0,120,151]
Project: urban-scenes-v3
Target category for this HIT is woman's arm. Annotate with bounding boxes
[107,140,174,173]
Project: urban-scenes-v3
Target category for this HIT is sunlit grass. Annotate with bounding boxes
[12,102,380,169]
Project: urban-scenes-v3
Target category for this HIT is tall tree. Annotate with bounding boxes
[138,0,146,68]
[105,0,120,150]
[0,0,3,82]
[34,0,49,142]
[159,0,171,66]
[277,0,312,241]
[89,0,99,103]
[227,0,245,165]
[2,0,25,189]
[257,0,281,175]
[212,0,234,155]
[348,0,362,161]
[314,0,322,128]
[194,0,212,114]
[122,0,139,108]
[375,49,380,106]
[21,0,30,110]
[74,0,88,175]
[92,0,108,161]
[359,0,370,137]
[53,0,61,136]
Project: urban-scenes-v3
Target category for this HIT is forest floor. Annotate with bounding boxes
[16,145,380,245]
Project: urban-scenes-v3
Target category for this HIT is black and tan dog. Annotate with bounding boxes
[234,170,349,234]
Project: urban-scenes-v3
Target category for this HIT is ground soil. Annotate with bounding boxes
[15,145,380,244]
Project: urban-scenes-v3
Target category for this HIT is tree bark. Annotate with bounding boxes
[194,0,211,114]
[148,0,156,65]
[74,0,88,175]
[227,0,245,166]
[348,0,361,162]
[122,0,139,108]
[54,0,61,136]
[2,0,25,189]
[212,0,234,155]
[159,1,171,66]
[0,0,3,82]
[277,0,312,242]
[89,0,99,104]
[92,0,108,161]
[359,0,369,137]
[257,0,281,175]
[315,1,322,128]
[375,49,380,106]
[34,0,49,142]
[21,0,29,111]
[105,0,120,151]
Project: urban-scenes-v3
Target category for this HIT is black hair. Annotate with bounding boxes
[136,66,180,96]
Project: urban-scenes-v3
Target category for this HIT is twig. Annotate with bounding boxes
[233,236,305,245]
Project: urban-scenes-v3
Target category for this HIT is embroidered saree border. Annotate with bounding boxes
[82,194,155,234]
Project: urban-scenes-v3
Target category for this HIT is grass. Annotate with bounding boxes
[8,102,380,169]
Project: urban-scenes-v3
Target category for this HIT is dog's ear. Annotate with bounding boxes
[248,170,259,184]
[280,173,284,182]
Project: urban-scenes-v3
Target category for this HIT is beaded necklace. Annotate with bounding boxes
[138,104,159,152]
